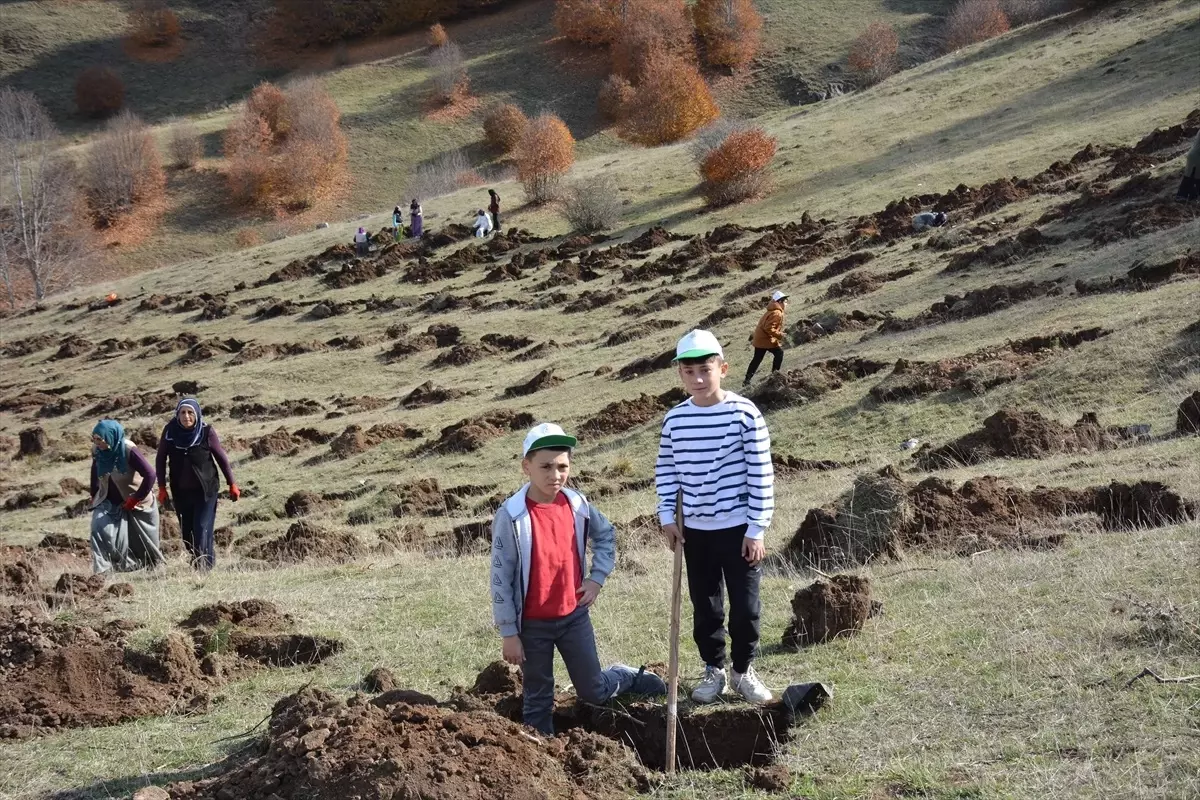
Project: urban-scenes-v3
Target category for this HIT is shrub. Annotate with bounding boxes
[167,118,202,168]
[619,51,719,146]
[610,0,695,82]
[129,0,181,47]
[277,78,348,207]
[848,22,899,85]
[1001,0,1050,23]
[225,79,347,209]
[429,41,468,104]
[246,82,289,141]
[235,228,264,248]
[84,111,165,223]
[597,74,635,123]
[74,66,125,119]
[944,0,1010,52]
[559,174,622,232]
[687,117,746,164]
[553,0,621,45]
[516,113,575,204]
[405,149,479,199]
[693,0,763,70]
[699,126,775,206]
[483,103,528,154]
[428,23,449,47]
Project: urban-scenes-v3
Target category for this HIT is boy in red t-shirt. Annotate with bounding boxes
[489,423,666,734]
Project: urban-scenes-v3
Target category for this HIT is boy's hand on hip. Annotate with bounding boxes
[661,523,684,551]
[502,636,524,665]
[742,537,765,566]
[576,579,602,607]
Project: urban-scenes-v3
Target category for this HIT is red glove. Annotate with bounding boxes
[229,484,241,502]
[122,496,139,511]
[157,487,168,505]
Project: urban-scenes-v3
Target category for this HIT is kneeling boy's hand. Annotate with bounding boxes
[576,579,603,608]
[661,523,684,551]
[502,635,524,665]
[742,537,765,566]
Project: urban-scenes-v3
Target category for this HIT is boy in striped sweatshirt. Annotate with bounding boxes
[656,329,775,704]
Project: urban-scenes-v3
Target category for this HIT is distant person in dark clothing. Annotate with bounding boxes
[89,419,163,574]
[156,398,239,571]
[410,199,423,238]
[1177,133,1200,202]
[488,189,501,234]
[912,211,948,231]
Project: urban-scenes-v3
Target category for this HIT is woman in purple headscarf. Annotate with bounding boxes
[156,398,239,571]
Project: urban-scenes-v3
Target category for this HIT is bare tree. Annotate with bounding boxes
[84,110,163,225]
[428,41,468,104]
[0,88,85,305]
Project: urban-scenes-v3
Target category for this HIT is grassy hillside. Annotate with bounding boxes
[2,0,963,273]
[1,0,1199,798]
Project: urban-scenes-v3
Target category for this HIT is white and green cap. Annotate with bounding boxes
[522,422,578,457]
[673,329,724,362]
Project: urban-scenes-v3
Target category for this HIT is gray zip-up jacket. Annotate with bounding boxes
[490,484,616,637]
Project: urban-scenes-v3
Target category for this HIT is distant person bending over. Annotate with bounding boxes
[89,419,164,574]
[744,290,788,387]
[354,226,369,256]
[1177,132,1200,202]
[392,206,404,241]
[490,423,666,735]
[410,199,423,238]
[473,208,492,238]
[156,398,240,572]
[488,189,501,235]
[912,211,948,232]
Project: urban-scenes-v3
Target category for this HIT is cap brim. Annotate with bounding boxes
[524,434,577,454]
[672,348,722,362]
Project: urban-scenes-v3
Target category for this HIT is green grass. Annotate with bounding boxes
[2,1,1200,797]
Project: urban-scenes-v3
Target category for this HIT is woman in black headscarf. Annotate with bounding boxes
[156,398,239,571]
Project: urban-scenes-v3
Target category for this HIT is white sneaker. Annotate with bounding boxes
[691,665,727,704]
[731,665,773,704]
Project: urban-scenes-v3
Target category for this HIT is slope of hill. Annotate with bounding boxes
[0,1,1198,798]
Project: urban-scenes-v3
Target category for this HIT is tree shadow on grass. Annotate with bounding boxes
[3,1,285,133]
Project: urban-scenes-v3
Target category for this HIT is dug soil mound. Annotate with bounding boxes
[880,280,1063,333]
[751,359,887,410]
[249,427,335,458]
[0,605,208,739]
[578,389,687,437]
[167,686,646,800]
[328,423,423,458]
[400,381,467,408]
[503,369,562,398]
[790,310,885,343]
[944,228,1057,273]
[869,328,1111,402]
[246,522,365,564]
[783,575,872,648]
[918,409,1121,468]
[423,410,534,455]
[783,469,1198,569]
[1178,391,1200,435]
[1075,253,1200,295]
[826,268,917,298]
[465,661,809,771]
[179,599,294,631]
[616,348,675,380]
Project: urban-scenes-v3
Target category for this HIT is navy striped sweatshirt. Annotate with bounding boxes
[655,391,775,540]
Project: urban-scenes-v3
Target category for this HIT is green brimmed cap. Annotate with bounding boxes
[673,329,724,362]
[522,422,578,457]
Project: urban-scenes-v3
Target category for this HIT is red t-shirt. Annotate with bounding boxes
[522,493,581,620]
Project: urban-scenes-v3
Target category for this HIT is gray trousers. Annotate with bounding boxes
[519,605,617,734]
[90,499,164,574]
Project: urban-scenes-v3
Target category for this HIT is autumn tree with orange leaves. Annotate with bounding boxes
[699,126,776,205]
[619,50,719,146]
[693,0,762,70]
[517,113,575,204]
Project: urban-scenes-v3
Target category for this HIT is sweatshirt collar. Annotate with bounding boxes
[504,483,584,520]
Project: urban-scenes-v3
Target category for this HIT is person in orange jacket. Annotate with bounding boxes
[744,290,788,386]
